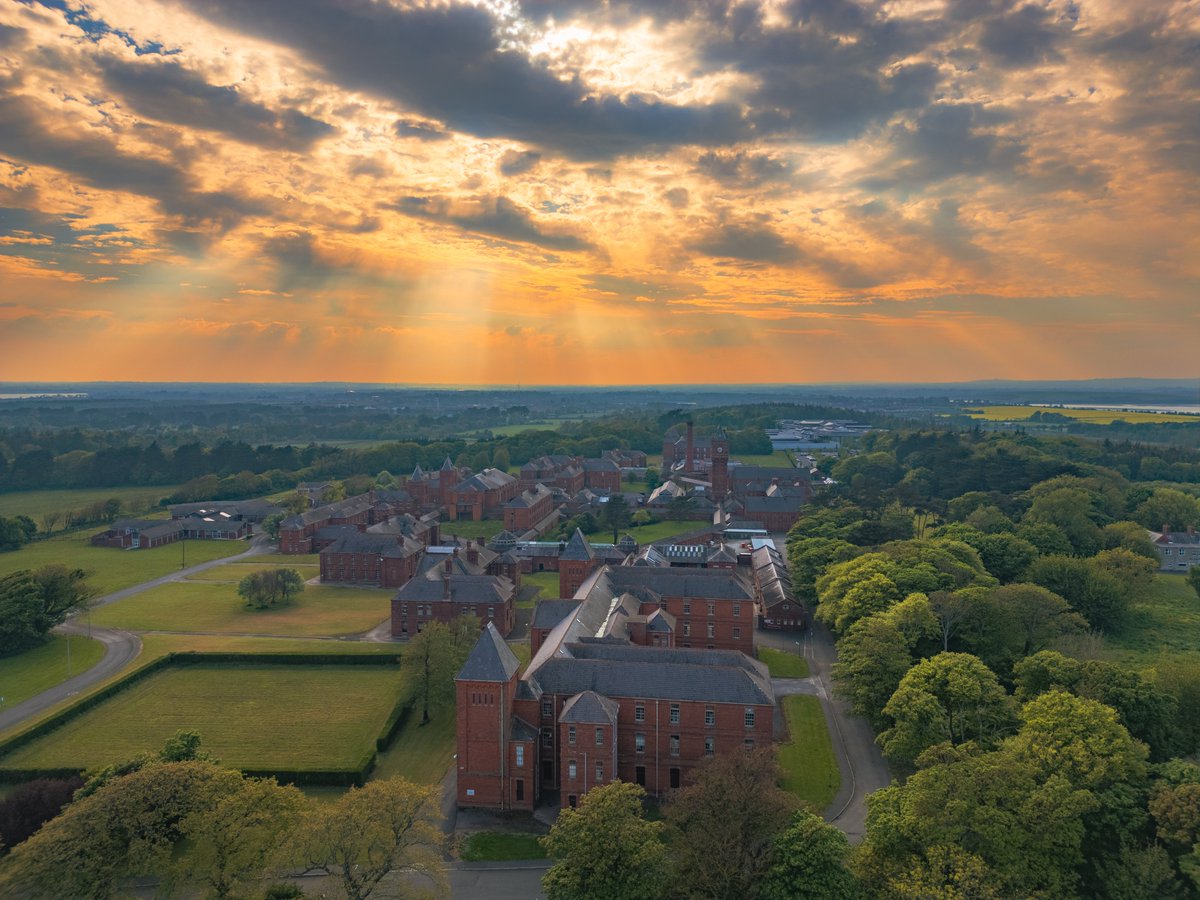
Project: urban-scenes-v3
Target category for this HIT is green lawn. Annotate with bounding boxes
[442,519,506,540]
[91,582,391,637]
[371,710,457,786]
[776,695,840,813]
[0,663,405,773]
[735,451,795,467]
[139,633,402,657]
[1106,574,1200,664]
[759,647,810,678]
[523,570,562,600]
[509,640,531,671]
[0,636,106,708]
[459,832,547,861]
[0,485,183,524]
[0,533,246,595]
[585,520,703,544]
[185,560,319,582]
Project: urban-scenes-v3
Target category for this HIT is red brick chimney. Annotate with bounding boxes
[685,421,694,473]
[1164,523,1172,537]
[467,538,479,565]
[444,557,453,573]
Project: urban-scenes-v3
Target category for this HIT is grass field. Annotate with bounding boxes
[776,695,839,813]
[1105,574,1200,664]
[963,405,1200,425]
[0,636,105,708]
[185,560,319,582]
[735,451,795,467]
[759,647,810,678]
[459,832,547,861]
[585,520,703,544]
[371,710,456,785]
[0,663,405,773]
[0,484,183,523]
[90,582,391,637]
[443,519,506,540]
[0,533,246,595]
[523,570,562,600]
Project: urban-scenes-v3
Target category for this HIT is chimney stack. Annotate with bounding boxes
[443,570,451,600]
[685,421,695,473]
[444,557,452,574]
[467,538,479,565]
[1164,523,1172,537]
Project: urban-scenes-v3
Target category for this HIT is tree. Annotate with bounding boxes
[0,566,94,656]
[985,583,1086,661]
[878,653,1015,769]
[175,776,307,900]
[600,493,631,542]
[665,749,796,900]
[0,776,83,850]
[262,511,285,540]
[759,809,858,900]
[237,568,305,610]
[1023,486,1104,556]
[540,781,669,900]
[491,446,510,472]
[1026,555,1129,633]
[0,514,37,552]
[1190,565,1200,601]
[404,617,476,724]
[40,511,61,536]
[299,777,446,900]
[887,844,1001,900]
[1132,488,1200,531]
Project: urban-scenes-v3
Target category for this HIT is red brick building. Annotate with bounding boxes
[520,455,585,494]
[404,458,463,509]
[503,484,555,533]
[581,458,622,493]
[319,531,424,589]
[751,544,806,630]
[390,544,516,638]
[558,528,601,598]
[449,468,520,521]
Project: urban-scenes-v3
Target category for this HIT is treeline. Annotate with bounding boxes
[781,428,1200,896]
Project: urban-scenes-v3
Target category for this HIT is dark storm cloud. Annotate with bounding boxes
[394,118,452,141]
[866,103,1027,189]
[695,150,791,186]
[98,58,334,151]
[978,2,1074,66]
[392,195,593,252]
[0,94,267,232]
[499,150,542,177]
[180,0,749,159]
[692,223,802,264]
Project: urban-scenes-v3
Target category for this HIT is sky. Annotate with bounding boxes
[0,0,1197,385]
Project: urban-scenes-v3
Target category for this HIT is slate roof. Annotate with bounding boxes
[646,609,676,632]
[322,531,421,557]
[457,622,521,682]
[456,468,517,492]
[510,717,540,742]
[533,599,580,629]
[106,518,182,539]
[560,528,595,561]
[506,484,553,508]
[600,566,754,601]
[559,690,620,724]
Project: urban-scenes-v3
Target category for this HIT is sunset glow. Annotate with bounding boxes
[1,0,1197,384]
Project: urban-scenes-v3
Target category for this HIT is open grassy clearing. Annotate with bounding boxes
[776,695,839,813]
[1105,574,1200,664]
[459,832,547,861]
[0,636,106,708]
[735,451,795,467]
[0,484,183,522]
[509,640,531,672]
[585,519,704,544]
[185,560,319,582]
[522,570,562,601]
[759,646,810,678]
[963,405,1199,425]
[371,710,456,785]
[0,533,245,595]
[0,663,405,773]
[442,519,506,541]
[90,581,391,637]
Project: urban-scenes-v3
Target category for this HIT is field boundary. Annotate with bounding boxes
[0,651,409,786]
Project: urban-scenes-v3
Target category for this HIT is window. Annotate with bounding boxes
[669,703,680,725]
[635,704,645,723]
[683,623,691,637]
[744,708,756,728]
[670,734,680,756]
[515,745,525,768]
[401,603,408,615]
[596,727,604,746]
[542,699,552,719]
[542,728,553,748]
[670,767,681,789]
[568,761,577,781]
[636,733,646,754]
[568,725,576,745]
[708,603,715,617]
[705,707,715,726]
[683,602,691,615]
[733,602,741,617]
[705,737,715,756]
[733,627,741,640]
[516,779,524,802]
[596,760,604,782]
[461,605,469,615]
[487,606,494,618]
[707,624,714,638]
[744,738,755,749]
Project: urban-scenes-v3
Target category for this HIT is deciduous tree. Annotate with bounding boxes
[760,809,858,900]
[540,781,669,900]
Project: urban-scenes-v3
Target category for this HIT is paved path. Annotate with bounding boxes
[756,622,891,844]
[0,535,276,736]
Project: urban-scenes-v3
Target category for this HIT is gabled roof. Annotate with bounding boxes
[533,599,580,629]
[560,527,595,561]
[441,456,455,471]
[457,622,521,683]
[560,690,619,724]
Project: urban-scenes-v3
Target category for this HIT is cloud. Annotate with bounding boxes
[499,149,542,177]
[394,118,452,141]
[691,223,801,264]
[98,57,334,151]
[663,187,689,209]
[694,150,791,186]
[392,195,593,252]
[178,0,750,159]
